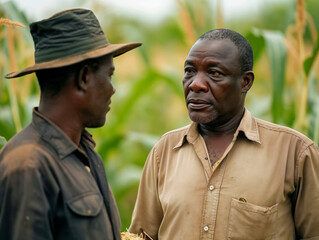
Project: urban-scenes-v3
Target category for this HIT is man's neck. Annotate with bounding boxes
[38,100,83,146]
[198,108,245,138]
[198,109,245,166]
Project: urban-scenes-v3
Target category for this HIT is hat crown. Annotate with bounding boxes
[31,9,109,63]
[5,8,142,79]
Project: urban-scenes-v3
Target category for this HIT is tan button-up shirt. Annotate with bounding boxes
[130,110,319,239]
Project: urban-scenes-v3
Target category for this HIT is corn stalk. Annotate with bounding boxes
[0,16,25,135]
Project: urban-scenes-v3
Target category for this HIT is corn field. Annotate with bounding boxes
[0,0,318,230]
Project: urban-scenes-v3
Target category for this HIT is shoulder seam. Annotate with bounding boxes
[161,125,190,138]
[256,119,313,147]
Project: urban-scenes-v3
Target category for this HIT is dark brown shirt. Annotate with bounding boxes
[0,108,121,240]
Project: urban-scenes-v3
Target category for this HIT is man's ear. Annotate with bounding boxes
[241,71,254,93]
[76,65,90,92]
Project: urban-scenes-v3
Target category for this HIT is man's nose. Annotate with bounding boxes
[189,73,209,92]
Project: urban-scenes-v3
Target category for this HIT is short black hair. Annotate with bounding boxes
[36,56,107,97]
[199,29,253,72]
[36,64,80,97]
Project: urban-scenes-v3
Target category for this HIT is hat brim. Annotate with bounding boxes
[5,42,142,78]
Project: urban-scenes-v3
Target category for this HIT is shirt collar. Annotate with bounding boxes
[31,108,96,159]
[236,109,261,144]
[174,108,261,149]
[174,122,200,149]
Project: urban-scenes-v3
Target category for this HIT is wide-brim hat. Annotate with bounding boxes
[5,8,142,79]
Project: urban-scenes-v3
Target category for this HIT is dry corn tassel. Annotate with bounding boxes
[121,231,145,240]
[0,18,25,28]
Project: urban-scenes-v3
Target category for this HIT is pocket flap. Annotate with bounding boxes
[68,193,103,217]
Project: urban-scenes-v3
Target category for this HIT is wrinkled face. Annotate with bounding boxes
[85,55,116,128]
[183,39,246,126]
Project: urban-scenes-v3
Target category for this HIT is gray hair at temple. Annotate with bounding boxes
[199,29,254,73]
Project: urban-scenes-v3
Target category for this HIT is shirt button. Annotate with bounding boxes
[209,185,214,191]
[239,197,247,202]
[203,226,209,232]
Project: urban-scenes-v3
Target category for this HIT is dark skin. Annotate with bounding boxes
[183,39,254,164]
[38,55,115,146]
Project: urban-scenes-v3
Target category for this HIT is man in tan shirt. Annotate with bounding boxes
[129,29,319,239]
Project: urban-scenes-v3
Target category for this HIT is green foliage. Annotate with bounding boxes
[304,32,319,77]
[250,29,288,124]
[0,136,7,148]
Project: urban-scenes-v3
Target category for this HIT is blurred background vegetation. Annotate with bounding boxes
[1,0,318,230]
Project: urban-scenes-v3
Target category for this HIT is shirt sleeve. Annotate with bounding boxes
[129,146,163,240]
[293,143,319,238]
[0,160,54,240]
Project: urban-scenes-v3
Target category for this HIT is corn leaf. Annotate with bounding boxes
[307,73,319,144]
[303,32,319,77]
[0,136,7,149]
[252,29,287,124]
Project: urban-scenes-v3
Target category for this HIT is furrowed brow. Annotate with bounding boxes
[184,60,195,67]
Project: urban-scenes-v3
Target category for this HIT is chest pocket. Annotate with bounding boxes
[66,192,114,240]
[227,198,278,240]
[67,192,103,217]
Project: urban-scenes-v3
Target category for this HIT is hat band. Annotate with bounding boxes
[34,34,108,63]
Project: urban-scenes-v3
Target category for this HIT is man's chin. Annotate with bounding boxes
[188,112,217,124]
[86,118,106,129]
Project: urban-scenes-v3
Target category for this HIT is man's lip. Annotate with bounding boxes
[188,103,211,110]
[106,101,111,111]
[188,98,209,103]
[187,99,211,110]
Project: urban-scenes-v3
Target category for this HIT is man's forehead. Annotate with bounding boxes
[190,38,236,52]
[186,39,239,61]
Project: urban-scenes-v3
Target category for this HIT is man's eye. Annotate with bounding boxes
[209,70,221,77]
[184,67,195,75]
[184,67,193,73]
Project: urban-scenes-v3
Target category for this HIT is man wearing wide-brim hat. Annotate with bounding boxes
[0,8,141,240]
